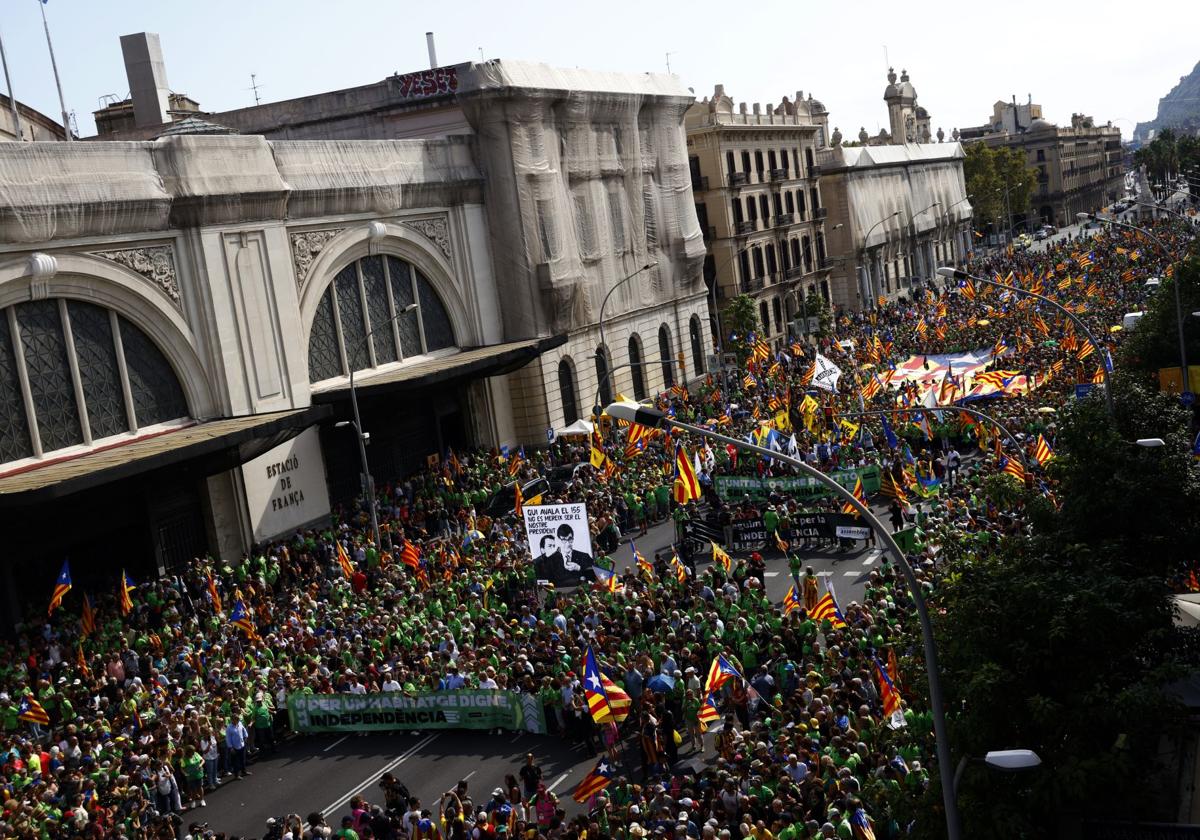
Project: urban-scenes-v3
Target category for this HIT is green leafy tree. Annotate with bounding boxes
[800,288,832,337]
[1120,243,1200,376]
[963,143,1038,235]
[721,294,761,363]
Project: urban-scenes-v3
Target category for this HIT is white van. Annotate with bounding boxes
[1145,277,1161,291]
[1123,312,1144,331]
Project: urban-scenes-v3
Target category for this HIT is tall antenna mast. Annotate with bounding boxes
[248,74,263,106]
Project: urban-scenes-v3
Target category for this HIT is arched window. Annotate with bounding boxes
[627,335,646,400]
[0,299,188,465]
[307,255,456,383]
[689,316,705,375]
[658,325,675,389]
[595,345,613,407]
[558,357,579,425]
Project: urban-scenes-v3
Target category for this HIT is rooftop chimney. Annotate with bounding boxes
[120,33,171,128]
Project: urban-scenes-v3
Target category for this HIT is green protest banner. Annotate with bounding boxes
[714,465,881,502]
[287,691,546,734]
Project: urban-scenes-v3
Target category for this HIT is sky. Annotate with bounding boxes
[1,0,1197,140]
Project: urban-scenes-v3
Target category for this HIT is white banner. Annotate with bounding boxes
[521,503,594,585]
[812,353,843,392]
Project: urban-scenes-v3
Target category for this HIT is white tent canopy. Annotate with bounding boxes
[555,418,594,437]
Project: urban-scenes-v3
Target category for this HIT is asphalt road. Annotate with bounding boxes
[201,505,896,836]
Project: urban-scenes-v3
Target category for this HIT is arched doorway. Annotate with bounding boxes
[689,316,705,376]
[658,325,675,389]
[558,357,579,425]
[627,335,646,400]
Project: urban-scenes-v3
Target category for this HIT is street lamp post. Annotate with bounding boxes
[953,749,1042,800]
[596,263,657,411]
[860,212,901,310]
[604,401,964,840]
[343,300,420,549]
[936,266,1116,417]
[1079,212,1192,398]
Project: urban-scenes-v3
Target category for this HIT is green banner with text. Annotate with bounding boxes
[287,691,545,734]
[714,465,881,502]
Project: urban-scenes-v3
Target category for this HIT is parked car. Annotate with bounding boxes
[484,476,551,518]
[546,462,588,493]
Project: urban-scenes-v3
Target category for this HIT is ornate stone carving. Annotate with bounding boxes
[403,216,452,260]
[290,228,344,288]
[93,245,180,305]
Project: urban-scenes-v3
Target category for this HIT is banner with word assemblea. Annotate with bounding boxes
[288,691,546,734]
[713,465,881,503]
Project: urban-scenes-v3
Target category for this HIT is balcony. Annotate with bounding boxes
[691,175,709,192]
[815,206,828,220]
[808,163,822,178]
[742,276,765,293]
[773,212,794,227]
[770,167,789,181]
[735,219,757,235]
[785,265,805,280]
[728,172,748,187]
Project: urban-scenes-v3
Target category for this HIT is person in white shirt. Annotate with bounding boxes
[478,667,499,690]
[381,667,402,692]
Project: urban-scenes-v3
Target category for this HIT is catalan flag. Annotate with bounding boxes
[704,654,742,694]
[583,649,631,724]
[877,294,887,308]
[697,692,721,732]
[513,481,524,517]
[336,541,355,579]
[1076,339,1095,362]
[711,541,733,574]
[673,444,702,504]
[850,806,879,840]
[774,530,789,552]
[572,758,616,803]
[206,571,222,614]
[742,372,757,390]
[810,583,847,628]
[48,560,72,616]
[1077,250,1094,269]
[841,476,867,517]
[914,319,928,338]
[18,696,50,726]
[76,643,90,678]
[400,540,420,569]
[508,446,525,477]
[782,584,802,616]
[1032,434,1054,466]
[80,593,96,637]
[118,571,134,616]
[752,336,771,363]
[879,470,908,505]
[959,276,976,301]
[229,599,258,640]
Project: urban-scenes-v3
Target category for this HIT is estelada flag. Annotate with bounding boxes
[229,599,258,640]
[582,647,614,723]
[782,584,802,616]
[704,654,741,694]
[697,692,721,732]
[572,757,616,803]
[48,560,72,616]
[874,655,902,718]
[19,696,50,725]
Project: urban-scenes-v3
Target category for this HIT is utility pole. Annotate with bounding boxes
[0,25,22,139]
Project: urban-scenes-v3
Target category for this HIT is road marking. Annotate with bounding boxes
[323,735,349,752]
[843,571,859,577]
[510,734,522,743]
[321,733,438,818]
[546,772,570,794]
[862,550,883,566]
[764,571,779,577]
[463,770,477,781]
[817,571,833,577]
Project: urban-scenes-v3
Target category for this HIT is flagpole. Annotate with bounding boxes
[0,26,23,139]
[37,0,71,141]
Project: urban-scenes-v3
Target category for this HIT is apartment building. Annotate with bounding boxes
[686,86,831,345]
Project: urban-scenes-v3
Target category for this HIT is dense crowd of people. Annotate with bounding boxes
[2,213,1194,839]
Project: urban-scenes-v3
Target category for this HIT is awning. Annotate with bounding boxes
[0,406,331,506]
[311,335,566,401]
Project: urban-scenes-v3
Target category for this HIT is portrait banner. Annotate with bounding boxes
[521,503,595,585]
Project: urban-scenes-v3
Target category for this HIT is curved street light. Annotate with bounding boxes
[953,749,1042,799]
[605,400,965,840]
[936,266,1116,417]
[860,211,901,310]
[596,263,658,409]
